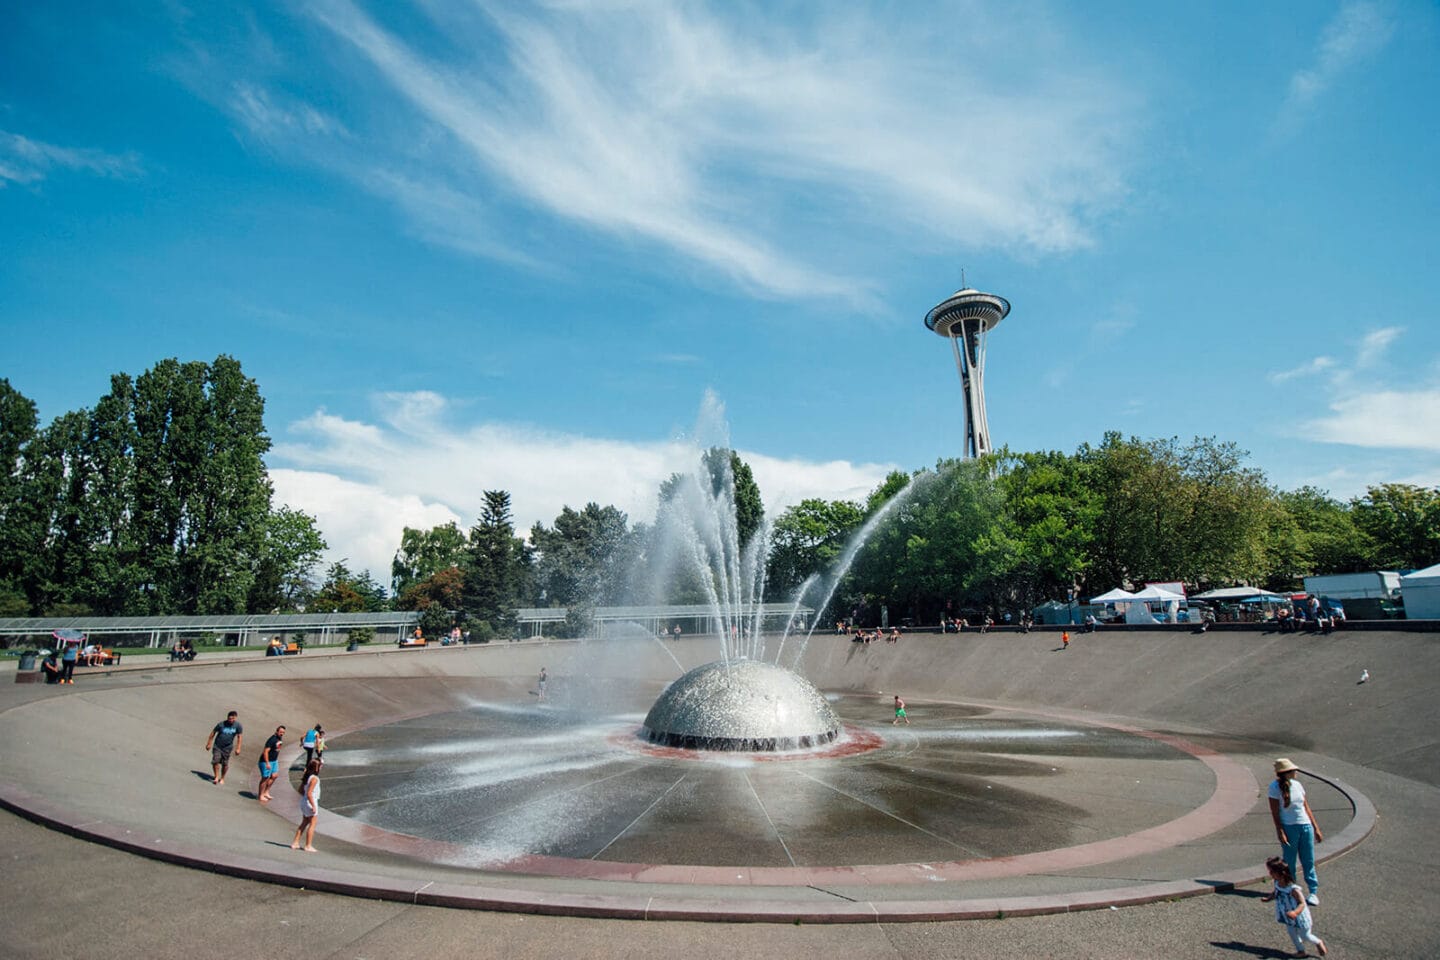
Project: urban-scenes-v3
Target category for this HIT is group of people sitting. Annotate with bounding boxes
[851,627,903,644]
[168,639,197,661]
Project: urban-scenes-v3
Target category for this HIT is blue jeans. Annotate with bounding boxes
[1281,822,1318,893]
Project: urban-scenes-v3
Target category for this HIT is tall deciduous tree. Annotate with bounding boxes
[248,507,328,612]
[530,503,636,608]
[1351,484,1440,570]
[767,498,864,596]
[391,521,468,597]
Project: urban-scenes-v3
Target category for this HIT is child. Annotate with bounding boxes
[1061,630,1070,650]
[892,695,909,725]
[1261,856,1327,957]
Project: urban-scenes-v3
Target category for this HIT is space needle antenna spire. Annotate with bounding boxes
[922,280,1011,459]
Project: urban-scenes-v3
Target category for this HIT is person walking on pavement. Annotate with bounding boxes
[1268,757,1324,906]
[290,758,323,852]
[204,711,243,786]
[60,642,78,683]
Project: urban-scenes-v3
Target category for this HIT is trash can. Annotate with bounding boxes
[18,650,37,671]
[346,641,359,652]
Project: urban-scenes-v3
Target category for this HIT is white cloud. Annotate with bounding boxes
[0,130,140,186]
[269,391,897,583]
[270,468,460,584]
[204,2,1138,301]
[1285,1,1394,112]
[1307,387,1440,451]
[1357,325,1403,367]
[1269,356,1337,383]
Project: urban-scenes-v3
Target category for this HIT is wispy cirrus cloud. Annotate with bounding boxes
[1269,356,1337,383]
[269,390,897,580]
[1357,325,1403,367]
[0,130,140,187]
[188,2,1140,303]
[1283,1,1395,117]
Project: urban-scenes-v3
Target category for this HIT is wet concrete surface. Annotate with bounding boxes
[315,693,1209,869]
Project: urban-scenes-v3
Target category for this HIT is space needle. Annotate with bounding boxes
[923,285,1011,459]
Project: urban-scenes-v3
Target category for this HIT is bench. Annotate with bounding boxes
[265,642,303,656]
[398,638,428,649]
[78,649,121,667]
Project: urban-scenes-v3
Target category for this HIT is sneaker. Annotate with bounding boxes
[1307,892,1319,906]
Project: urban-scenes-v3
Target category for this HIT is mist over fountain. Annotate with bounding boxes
[634,392,901,752]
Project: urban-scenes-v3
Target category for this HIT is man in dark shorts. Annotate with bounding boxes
[257,725,285,803]
[204,711,243,785]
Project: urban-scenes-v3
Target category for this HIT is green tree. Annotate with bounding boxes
[248,506,327,612]
[0,379,40,612]
[312,561,388,612]
[391,521,469,597]
[1351,484,1440,570]
[1271,487,1372,581]
[661,448,765,549]
[767,498,865,595]
[530,503,636,608]
[985,449,1099,609]
[462,490,529,631]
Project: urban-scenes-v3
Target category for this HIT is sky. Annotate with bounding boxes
[3,1,1438,584]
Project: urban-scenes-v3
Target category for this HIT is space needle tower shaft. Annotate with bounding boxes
[923,287,1011,459]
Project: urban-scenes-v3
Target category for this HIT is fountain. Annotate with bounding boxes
[641,659,841,751]
[309,398,1232,881]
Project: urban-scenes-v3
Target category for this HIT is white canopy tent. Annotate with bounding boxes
[1119,585,1185,624]
[1090,588,1137,603]
[1400,563,1440,621]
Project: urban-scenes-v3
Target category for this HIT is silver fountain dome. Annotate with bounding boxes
[642,659,842,752]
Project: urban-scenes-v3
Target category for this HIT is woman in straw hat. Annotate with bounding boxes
[1267,758,1324,906]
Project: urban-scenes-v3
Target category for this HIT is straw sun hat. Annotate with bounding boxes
[1273,757,1300,774]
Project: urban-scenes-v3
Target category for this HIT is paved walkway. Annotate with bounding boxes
[2,634,1437,958]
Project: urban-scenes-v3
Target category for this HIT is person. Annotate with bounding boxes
[81,642,100,665]
[1084,614,1097,634]
[301,724,324,765]
[60,642,78,684]
[41,651,62,684]
[673,624,681,639]
[204,711,243,786]
[1261,856,1327,957]
[1061,630,1070,650]
[266,636,283,656]
[1021,614,1032,634]
[892,695,910,725]
[257,725,285,803]
[537,667,548,701]
[888,627,901,644]
[290,758,322,852]
[1268,758,1323,905]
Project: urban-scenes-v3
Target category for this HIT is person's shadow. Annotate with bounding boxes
[190,769,217,783]
[1209,942,1293,957]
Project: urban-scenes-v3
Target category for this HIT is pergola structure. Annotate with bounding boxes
[0,612,420,648]
[515,603,815,639]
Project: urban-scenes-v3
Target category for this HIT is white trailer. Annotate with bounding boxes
[1303,571,1402,600]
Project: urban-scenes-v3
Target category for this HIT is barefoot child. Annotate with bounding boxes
[1261,856,1327,957]
[1061,630,1070,650]
[892,695,909,725]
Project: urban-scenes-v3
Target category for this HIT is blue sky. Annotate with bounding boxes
[3,1,1438,581]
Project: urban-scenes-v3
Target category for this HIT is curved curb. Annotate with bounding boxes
[0,751,1379,923]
